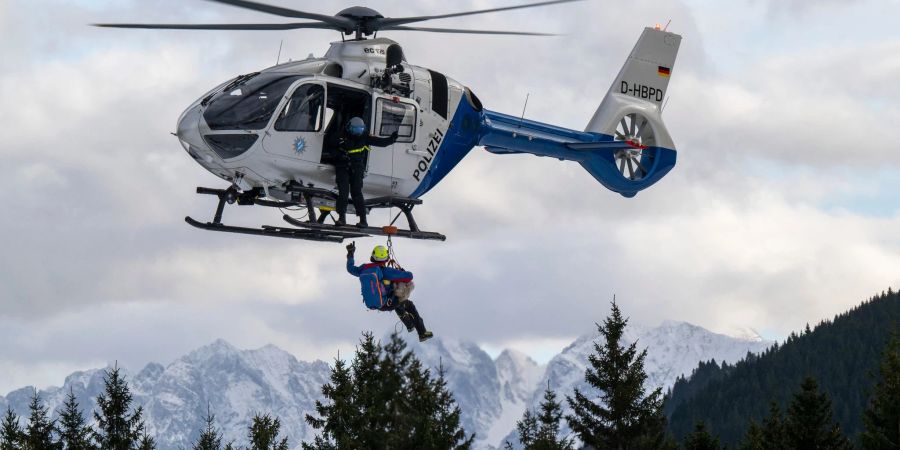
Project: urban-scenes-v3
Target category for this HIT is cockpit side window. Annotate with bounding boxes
[376,98,416,142]
[203,74,301,131]
[275,84,325,132]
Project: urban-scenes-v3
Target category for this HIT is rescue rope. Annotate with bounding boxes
[386,235,404,270]
[385,132,403,271]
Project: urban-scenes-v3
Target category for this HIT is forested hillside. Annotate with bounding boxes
[666,288,900,444]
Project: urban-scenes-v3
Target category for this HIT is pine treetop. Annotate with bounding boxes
[58,388,95,450]
[565,301,666,450]
[860,331,900,449]
[785,377,850,449]
[247,414,288,450]
[303,332,473,450]
[92,366,148,450]
[1,408,22,450]
[682,421,721,450]
[192,407,223,450]
[23,390,57,450]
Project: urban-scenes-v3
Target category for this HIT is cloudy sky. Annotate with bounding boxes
[1,0,899,393]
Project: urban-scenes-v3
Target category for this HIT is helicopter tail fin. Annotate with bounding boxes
[580,26,682,196]
[478,27,682,197]
[584,26,681,135]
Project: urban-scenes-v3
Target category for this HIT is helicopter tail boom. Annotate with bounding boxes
[479,27,681,197]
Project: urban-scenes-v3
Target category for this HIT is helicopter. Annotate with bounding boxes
[96,0,682,243]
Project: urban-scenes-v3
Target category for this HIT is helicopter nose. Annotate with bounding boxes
[176,105,202,143]
[176,105,211,162]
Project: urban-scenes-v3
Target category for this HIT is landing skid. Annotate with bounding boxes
[282,215,446,241]
[185,185,446,243]
[184,217,352,243]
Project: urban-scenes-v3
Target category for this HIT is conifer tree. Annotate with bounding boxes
[431,364,474,450]
[785,377,850,449]
[23,390,57,450]
[58,388,94,450]
[512,385,573,450]
[565,301,666,449]
[376,333,412,450]
[247,414,288,450]
[738,420,763,450]
[92,366,148,450]
[760,402,787,449]
[860,332,900,449]
[192,406,223,450]
[347,332,383,448]
[304,356,354,450]
[402,357,439,449]
[512,410,538,449]
[136,432,155,450]
[304,332,474,450]
[1,408,22,450]
[682,421,720,450]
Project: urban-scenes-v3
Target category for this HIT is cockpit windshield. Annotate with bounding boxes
[203,74,303,131]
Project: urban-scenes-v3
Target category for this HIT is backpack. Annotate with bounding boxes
[359,264,387,309]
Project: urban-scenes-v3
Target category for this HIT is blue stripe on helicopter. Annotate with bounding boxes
[410,100,677,199]
[409,97,482,198]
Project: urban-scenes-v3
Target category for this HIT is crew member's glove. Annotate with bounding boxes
[346,241,356,258]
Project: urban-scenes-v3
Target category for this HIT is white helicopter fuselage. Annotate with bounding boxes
[175,38,483,208]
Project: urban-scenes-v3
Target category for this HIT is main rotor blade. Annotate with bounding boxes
[205,0,352,29]
[383,25,556,36]
[375,0,584,28]
[94,22,335,31]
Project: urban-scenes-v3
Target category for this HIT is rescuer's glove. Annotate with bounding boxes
[346,241,356,258]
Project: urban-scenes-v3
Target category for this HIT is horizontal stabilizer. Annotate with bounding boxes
[478,109,676,196]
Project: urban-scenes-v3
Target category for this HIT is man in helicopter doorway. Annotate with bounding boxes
[333,116,398,228]
[345,241,433,342]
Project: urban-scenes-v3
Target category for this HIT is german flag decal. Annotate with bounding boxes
[658,66,671,78]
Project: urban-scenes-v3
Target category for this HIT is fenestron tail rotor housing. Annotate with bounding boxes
[613,112,656,181]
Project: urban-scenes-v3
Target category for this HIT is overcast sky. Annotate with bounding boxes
[1,0,899,394]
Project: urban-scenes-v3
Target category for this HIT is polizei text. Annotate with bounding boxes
[413,128,445,182]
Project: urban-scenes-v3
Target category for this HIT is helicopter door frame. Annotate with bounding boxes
[368,93,419,183]
[261,79,327,164]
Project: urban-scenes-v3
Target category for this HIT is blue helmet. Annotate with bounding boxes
[346,117,366,136]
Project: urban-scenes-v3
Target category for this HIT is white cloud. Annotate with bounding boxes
[1,0,899,392]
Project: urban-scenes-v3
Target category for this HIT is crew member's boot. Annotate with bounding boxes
[335,215,347,227]
[403,301,433,342]
[356,212,368,229]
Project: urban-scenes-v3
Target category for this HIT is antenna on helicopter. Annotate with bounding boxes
[518,93,530,129]
[94,0,584,39]
[275,39,283,65]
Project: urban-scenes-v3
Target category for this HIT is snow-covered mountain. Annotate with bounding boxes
[501,320,773,448]
[0,339,332,450]
[0,322,772,450]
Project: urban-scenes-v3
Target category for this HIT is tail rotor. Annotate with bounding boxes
[613,112,655,181]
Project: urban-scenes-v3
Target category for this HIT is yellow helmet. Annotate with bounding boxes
[371,245,389,262]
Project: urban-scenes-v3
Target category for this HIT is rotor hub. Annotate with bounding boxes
[335,6,385,21]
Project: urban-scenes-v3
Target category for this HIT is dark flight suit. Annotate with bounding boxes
[334,132,398,225]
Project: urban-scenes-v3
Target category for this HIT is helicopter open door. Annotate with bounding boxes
[261,81,326,163]
[367,93,419,190]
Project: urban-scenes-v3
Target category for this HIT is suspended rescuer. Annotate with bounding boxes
[334,117,399,228]
[345,242,433,342]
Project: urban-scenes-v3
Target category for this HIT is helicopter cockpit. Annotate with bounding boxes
[198,65,418,179]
